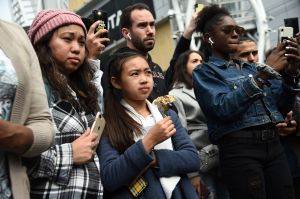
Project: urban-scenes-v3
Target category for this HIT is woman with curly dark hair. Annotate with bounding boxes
[26,9,103,198]
[193,4,300,199]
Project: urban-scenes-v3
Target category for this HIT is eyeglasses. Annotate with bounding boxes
[221,25,245,35]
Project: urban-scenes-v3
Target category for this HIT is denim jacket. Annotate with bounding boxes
[192,56,296,143]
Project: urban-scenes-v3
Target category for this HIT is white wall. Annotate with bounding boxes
[0,0,12,22]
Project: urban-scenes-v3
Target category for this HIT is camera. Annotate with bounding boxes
[81,10,109,46]
[92,10,109,46]
[92,10,108,33]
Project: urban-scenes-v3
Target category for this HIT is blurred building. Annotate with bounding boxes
[9,0,68,27]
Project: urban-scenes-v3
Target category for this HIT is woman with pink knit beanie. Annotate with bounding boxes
[25,9,103,198]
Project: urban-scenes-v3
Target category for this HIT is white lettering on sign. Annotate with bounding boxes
[107,10,122,30]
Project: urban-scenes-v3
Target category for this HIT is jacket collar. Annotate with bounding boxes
[172,83,196,99]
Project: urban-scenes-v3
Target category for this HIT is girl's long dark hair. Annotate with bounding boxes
[170,50,203,89]
[34,29,98,113]
[104,52,147,153]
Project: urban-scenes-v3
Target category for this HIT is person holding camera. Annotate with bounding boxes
[234,32,300,199]
[192,4,299,199]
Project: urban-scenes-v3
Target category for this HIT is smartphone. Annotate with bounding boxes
[194,3,204,12]
[90,112,106,150]
[92,10,108,33]
[93,10,109,46]
[278,27,293,44]
[284,17,299,37]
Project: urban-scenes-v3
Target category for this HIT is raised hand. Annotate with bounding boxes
[86,20,110,59]
[295,32,300,44]
[266,42,289,73]
[183,11,200,39]
[283,38,300,75]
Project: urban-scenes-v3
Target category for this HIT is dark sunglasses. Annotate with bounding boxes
[221,25,245,35]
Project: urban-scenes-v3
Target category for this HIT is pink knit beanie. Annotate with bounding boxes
[28,9,87,45]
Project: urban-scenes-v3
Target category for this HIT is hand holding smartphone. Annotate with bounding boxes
[92,10,109,46]
[90,112,106,151]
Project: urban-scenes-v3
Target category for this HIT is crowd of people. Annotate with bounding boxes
[0,2,299,199]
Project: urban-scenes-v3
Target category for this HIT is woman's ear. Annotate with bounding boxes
[111,77,122,90]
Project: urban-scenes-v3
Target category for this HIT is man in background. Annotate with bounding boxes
[233,36,258,63]
[104,3,167,101]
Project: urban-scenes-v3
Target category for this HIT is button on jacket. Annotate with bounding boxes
[192,56,296,143]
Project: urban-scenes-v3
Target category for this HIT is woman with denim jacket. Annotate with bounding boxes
[192,4,300,199]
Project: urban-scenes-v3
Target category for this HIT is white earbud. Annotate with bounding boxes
[208,37,214,45]
[127,33,132,40]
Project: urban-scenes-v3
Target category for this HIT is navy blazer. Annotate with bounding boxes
[97,110,199,199]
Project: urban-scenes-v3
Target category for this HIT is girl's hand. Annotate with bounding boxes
[72,128,98,165]
[142,116,176,152]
